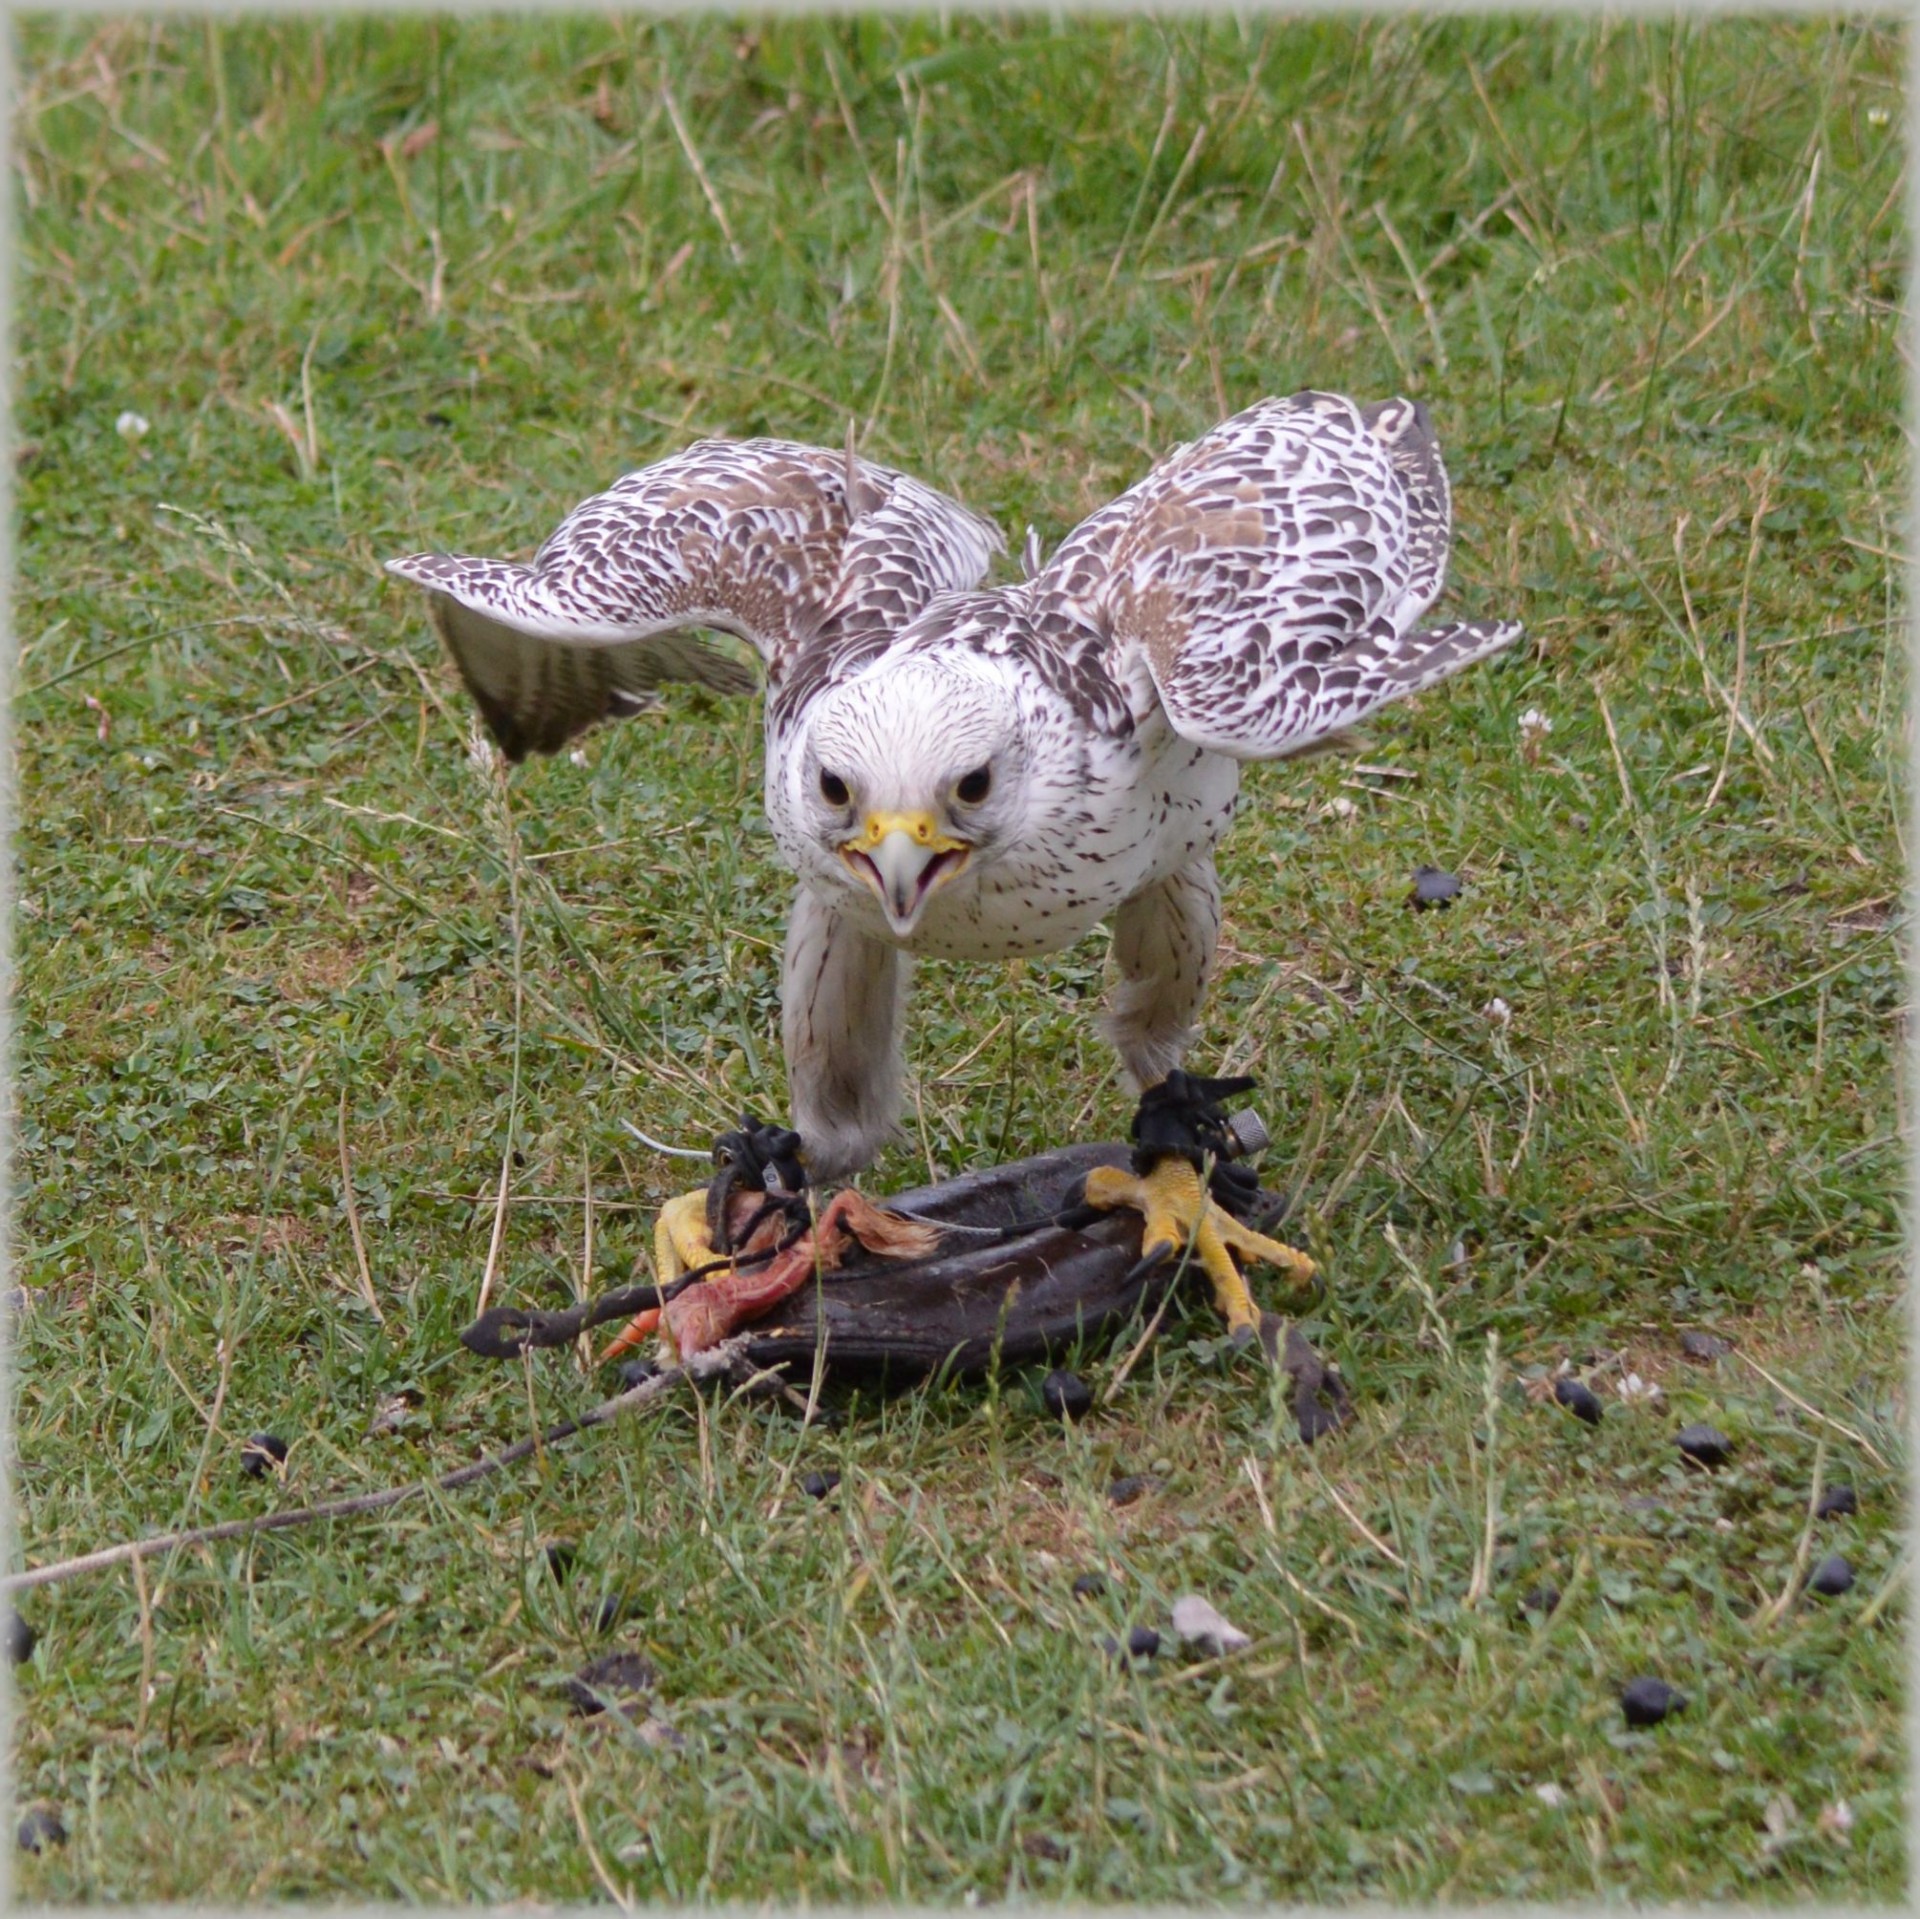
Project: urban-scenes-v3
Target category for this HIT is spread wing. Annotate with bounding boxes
[1043,392,1521,761]
[385,438,1003,761]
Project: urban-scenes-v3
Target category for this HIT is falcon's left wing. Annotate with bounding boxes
[1050,392,1520,762]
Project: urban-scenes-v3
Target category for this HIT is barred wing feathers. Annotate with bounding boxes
[385,438,1003,762]
[1067,392,1520,762]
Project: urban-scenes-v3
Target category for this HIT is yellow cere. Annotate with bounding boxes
[845,810,968,855]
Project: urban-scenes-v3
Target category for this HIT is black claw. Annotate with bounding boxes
[1256,1311,1287,1364]
[1279,1321,1353,1442]
[1043,1370,1094,1422]
[1043,1200,1105,1237]
[1117,1244,1174,1293]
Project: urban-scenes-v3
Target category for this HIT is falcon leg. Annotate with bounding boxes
[782,886,909,1180]
[1101,858,1221,1091]
[1081,1157,1316,1339]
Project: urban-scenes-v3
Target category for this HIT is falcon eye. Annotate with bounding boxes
[955,764,993,805]
[819,769,851,808]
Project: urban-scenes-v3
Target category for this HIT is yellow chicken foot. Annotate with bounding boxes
[603,1188,722,1362]
[653,1187,721,1286]
[1081,1157,1316,1338]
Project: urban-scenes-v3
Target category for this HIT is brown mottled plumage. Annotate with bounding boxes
[388,393,1521,1174]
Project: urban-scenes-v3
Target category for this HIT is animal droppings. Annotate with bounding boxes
[1679,1330,1732,1362]
[239,1433,288,1478]
[5,1611,37,1666]
[1410,865,1461,909]
[16,1807,65,1854]
[1676,1424,1732,1469]
[1554,1378,1603,1425]
[1808,1555,1854,1598]
[564,1652,657,1717]
[1621,1677,1685,1727]
[593,1594,640,1634]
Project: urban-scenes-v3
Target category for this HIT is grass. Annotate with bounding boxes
[8,11,1908,1904]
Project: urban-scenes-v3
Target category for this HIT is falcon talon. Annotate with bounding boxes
[1074,1073,1321,1344]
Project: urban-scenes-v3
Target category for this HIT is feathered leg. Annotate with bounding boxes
[1101,856,1222,1091]
[782,885,909,1178]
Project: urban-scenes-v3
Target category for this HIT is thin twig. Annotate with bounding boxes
[1753,1439,1825,1632]
[475,750,527,1321]
[1293,121,1413,383]
[863,132,910,436]
[577,1148,596,1376]
[1133,120,1209,271]
[337,1088,387,1326]
[1854,1550,1910,1632]
[1315,1476,1406,1568]
[1420,182,1521,282]
[1374,201,1447,371]
[477,1125,515,1322]
[1594,688,1641,822]
[660,82,743,265]
[319,795,472,846]
[1671,513,1778,766]
[1589,505,1775,766]
[210,806,438,921]
[299,324,321,476]
[131,1550,156,1741]
[2,1344,748,1595]
[1244,1457,1364,1641]
[1465,1331,1501,1609]
[565,1774,637,1912]
[1103,61,1180,293]
[1430,1553,1592,1754]
[1103,1256,1187,1402]
[242,654,385,726]
[1736,1353,1892,1471]
[823,44,893,226]
[1701,468,1774,815]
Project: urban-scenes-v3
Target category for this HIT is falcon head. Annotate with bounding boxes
[799,653,1027,939]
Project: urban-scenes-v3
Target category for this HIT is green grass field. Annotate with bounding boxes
[9,12,1907,1903]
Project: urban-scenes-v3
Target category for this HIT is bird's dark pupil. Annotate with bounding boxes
[957,766,992,804]
[820,770,850,806]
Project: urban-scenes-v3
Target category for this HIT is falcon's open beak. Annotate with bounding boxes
[839,810,971,936]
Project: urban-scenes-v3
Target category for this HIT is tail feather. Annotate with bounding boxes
[1361,396,1451,622]
[396,569,757,762]
[1372,617,1526,701]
